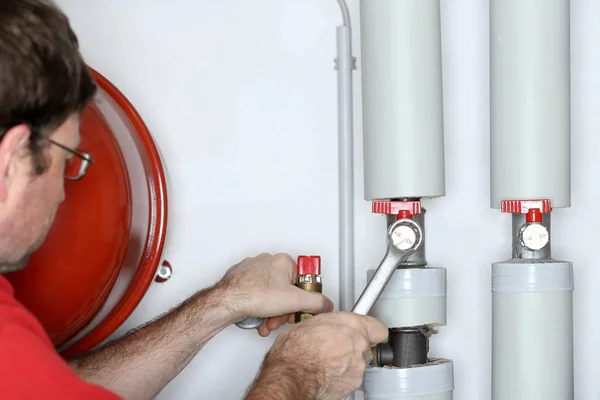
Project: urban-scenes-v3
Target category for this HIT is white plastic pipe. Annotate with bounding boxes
[335,1,355,316]
[490,0,571,208]
[492,261,574,400]
[333,6,356,400]
[360,0,445,201]
[337,23,355,314]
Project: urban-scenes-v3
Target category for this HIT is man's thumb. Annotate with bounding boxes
[293,287,334,315]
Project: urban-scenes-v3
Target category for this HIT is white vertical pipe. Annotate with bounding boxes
[335,2,355,315]
[360,0,445,201]
[490,0,571,208]
[334,3,355,398]
[490,1,573,398]
[492,261,574,400]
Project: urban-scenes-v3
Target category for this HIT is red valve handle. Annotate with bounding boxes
[501,199,552,214]
[372,200,421,216]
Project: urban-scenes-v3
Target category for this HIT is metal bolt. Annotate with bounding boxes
[155,261,172,282]
[391,223,419,251]
[519,223,550,251]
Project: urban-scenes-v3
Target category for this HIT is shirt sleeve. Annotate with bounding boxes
[0,318,122,399]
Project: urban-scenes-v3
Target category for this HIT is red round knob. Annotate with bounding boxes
[297,256,321,276]
[396,210,413,220]
[525,208,543,223]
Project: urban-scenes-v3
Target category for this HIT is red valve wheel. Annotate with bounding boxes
[372,200,421,216]
[501,199,552,214]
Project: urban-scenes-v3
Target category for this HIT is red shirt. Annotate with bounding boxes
[0,275,121,399]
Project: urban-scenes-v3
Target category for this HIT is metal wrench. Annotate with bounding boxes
[235,316,265,330]
[352,217,423,315]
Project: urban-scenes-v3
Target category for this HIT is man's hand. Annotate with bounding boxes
[221,253,334,337]
[68,252,335,399]
[246,312,389,400]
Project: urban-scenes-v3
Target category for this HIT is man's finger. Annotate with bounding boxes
[360,315,389,345]
[266,315,289,331]
[257,322,271,337]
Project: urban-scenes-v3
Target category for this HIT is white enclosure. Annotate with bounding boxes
[55,1,600,399]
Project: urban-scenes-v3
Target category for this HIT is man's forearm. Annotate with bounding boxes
[68,280,240,400]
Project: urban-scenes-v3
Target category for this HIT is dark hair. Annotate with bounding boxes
[0,0,97,174]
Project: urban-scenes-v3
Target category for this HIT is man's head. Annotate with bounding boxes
[0,0,96,272]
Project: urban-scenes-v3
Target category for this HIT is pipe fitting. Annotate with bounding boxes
[512,212,551,260]
[370,328,430,368]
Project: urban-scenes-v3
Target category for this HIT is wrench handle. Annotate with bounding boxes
[235,317,265,330]
[352,246,403,315]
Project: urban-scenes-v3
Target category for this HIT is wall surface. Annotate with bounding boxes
[55,0,600,399]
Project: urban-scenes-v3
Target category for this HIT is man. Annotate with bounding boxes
[0,1,389,399]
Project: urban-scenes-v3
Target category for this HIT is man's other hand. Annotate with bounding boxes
[246,312,389,400]
[221,253,334,336]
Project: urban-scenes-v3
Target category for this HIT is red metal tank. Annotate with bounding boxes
[5,68,169,358]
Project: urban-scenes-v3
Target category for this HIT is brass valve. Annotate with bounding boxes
[294,256,322,323]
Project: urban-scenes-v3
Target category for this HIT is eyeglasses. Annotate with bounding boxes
[47,138,93,181]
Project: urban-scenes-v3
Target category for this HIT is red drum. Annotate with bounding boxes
[6,68,169,358]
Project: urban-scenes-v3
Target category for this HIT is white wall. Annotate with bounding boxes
[54,1,600,399]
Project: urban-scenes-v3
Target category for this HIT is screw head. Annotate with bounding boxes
[520,223,549,251]
[155,261,172,282]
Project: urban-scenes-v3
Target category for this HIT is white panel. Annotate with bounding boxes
[55,1,340,399]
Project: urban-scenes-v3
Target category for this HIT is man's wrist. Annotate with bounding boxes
[210,273,258,324]
[246,356,318,400]
[199,277,249,325]
[173,279,245,344]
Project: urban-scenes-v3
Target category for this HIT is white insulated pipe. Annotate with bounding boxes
[490,0,571,208]
[490,1,573,398]
[360,0,445,201]
[492,261,574,400]
[367,267,446,328]
[363,360,454,400]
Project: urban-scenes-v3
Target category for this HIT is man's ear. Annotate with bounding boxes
[0,125,31,202]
